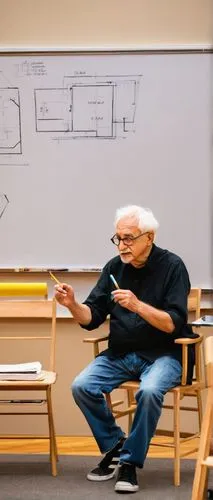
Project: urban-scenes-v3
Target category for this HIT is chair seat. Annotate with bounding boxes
[119,381,140,391]
[0,371,57,389]
[169,380,205,393]
[119,379,204,393]
[168,381,205,395]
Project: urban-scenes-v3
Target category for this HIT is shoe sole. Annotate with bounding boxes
[87,468,117,481]
[115,481,139,492]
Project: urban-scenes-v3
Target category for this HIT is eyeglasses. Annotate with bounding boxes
[111,232,149,246]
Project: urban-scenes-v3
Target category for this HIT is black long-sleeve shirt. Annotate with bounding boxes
[81,244,197,383]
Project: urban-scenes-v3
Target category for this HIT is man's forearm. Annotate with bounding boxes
[112,289,175,333]
[68,302,92,325]
[136,301,175,333]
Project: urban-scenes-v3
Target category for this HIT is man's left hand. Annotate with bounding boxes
[112,289,140,313]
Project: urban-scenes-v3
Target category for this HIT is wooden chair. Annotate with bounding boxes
[84,287,204,486]
[191,335,213,500]
[0,282,58,476]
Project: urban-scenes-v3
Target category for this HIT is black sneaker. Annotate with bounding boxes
[87,437,125,481]
[208,490,213,499]
[115,463,139,493]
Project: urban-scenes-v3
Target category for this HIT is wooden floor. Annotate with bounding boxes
[0,435,199,458]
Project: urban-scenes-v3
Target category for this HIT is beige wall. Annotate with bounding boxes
[0,0,212,49]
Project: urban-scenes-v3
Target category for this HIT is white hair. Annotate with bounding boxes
[114,205,159,233]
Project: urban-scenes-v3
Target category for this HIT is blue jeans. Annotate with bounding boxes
[72,352,182,468]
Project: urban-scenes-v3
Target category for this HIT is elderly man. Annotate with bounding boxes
[55,205,195,493]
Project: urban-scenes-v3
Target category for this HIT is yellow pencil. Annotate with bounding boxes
[49,271,60,284]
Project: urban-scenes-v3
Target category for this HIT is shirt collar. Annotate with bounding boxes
[144,243,162,270]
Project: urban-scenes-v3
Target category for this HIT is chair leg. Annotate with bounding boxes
[46,387,57,476]
[191,389,213,500]
[174,390,181,486]
[51,408,58,462]
[105,393,113,410]
[197,389,203,432]
[127,389,135,434]
[128,412,134,434]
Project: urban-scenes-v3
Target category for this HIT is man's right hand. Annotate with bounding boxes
[54,282,92,325]
[55,283,75,309]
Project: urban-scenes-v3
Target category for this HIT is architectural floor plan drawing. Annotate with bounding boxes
[34,75,141,139]
[0,193,9,219]
[0,82,22,154]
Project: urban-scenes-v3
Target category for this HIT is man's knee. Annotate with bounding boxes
[72,373,98,400]
[136,384,163,405]
[71,374,85,398]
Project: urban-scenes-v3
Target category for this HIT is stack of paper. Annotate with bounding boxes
[191,315,213,327]
[0,361,42,380]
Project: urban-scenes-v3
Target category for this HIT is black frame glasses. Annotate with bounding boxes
[110,232,149,246]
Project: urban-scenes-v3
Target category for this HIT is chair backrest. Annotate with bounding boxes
[187,288,201,320]
[187,288,202,385]
[0,282,56,371]
[204,336,213,387]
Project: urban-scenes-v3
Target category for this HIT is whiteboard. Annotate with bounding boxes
[0,51,212,288]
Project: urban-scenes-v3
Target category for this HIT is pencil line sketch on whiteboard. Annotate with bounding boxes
[34,74,142,140]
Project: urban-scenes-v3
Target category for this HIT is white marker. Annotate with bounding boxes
[110,274,120,289]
